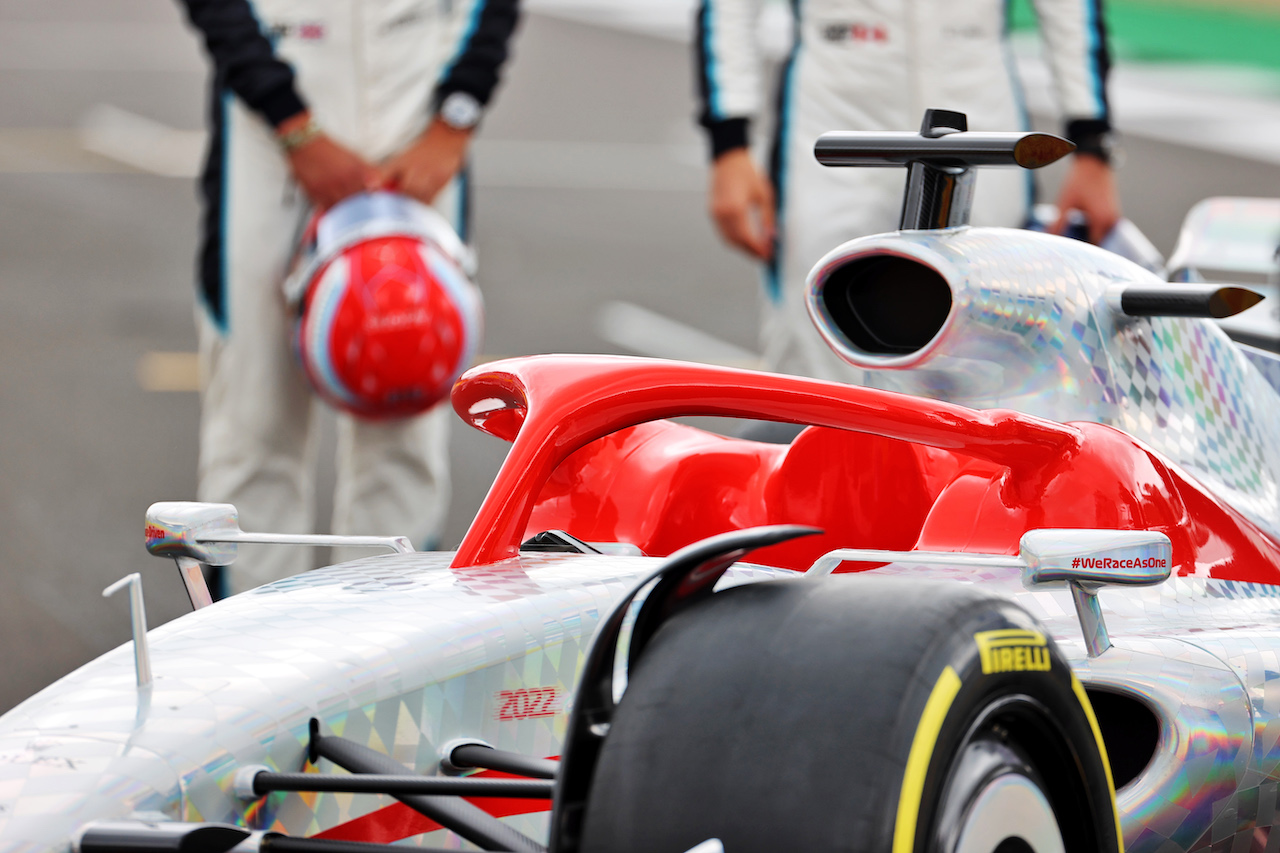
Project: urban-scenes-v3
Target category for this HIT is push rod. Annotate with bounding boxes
[448,744,559,780]
[251,771,553,798]
[311,733,545,853]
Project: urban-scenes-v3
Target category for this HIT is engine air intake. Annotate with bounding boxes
[820,255,952,356]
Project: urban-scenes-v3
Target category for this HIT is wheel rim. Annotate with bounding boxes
[953,772,1066,853]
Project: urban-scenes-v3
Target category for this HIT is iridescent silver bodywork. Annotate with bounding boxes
[9,548,1280,852]
[866,557,1280,853]
[807,227,1280,541]
[0,553,791,850]
[8,223,1280,851]
[798,225,1280,850]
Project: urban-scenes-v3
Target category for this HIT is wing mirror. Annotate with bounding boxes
[1021,529,1172,657]
[145,501,241,566]
[809,528,1172,659]
[144,501,415,610]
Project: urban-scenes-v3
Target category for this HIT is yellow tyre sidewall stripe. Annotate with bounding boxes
[892,665,962,853]
[891,668,1123,853]
[1072,674,1125,853]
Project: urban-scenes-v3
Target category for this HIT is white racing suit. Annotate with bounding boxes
[179,0,519,593]
[696,0,1112,381]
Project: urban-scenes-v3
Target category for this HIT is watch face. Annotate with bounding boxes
[441,92,481,130]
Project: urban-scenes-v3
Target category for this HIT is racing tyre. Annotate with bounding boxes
[576,576,1121,853]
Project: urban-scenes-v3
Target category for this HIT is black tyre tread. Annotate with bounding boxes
[577,575,1118,853]
[580,577,1001,853]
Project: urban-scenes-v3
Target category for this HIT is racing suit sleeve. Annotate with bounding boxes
[695,0,765,159]
[433,0,523,109]
[1029,0,1113,160]
[175,0,307,127]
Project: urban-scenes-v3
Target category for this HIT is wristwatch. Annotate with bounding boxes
[438,92,482,131]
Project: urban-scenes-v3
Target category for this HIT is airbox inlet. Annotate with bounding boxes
[819,255,952,356]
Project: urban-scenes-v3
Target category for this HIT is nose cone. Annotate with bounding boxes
[0,733,179,850]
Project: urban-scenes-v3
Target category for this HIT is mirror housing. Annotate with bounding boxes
[145,502,240,566]
[1021,529,1172,657]
[1020,529,1172,588]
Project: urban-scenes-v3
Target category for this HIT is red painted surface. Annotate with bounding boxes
[451,355,1280,583]
[314,767,554,842]
[451,355,1078,568]
[313,796,552,843]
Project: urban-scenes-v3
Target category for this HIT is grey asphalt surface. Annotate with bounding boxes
[1,1,1278,712]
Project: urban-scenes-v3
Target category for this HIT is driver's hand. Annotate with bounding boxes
[710,148,776,262]
[1051,154,1121,244]
[383,119,472,205]
[278,114,383,210]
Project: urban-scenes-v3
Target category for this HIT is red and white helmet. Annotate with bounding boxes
[285,192,482,420]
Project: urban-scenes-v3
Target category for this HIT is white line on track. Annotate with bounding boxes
[15,105,710,188]
[79,104,206,178]
[595,300,762,367]
[7,4,1280,176]
[0,128,129,174]
[130,308,770,395]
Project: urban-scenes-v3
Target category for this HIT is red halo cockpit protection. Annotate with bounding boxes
[284,191,482,420]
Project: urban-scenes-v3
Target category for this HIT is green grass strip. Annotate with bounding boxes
[1010,0,1280,72]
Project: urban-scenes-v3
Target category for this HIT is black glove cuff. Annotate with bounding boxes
[706,118,750,161]
[1065,118,1114,165]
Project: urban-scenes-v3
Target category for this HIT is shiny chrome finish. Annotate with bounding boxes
[806,227,1280,543]
[146,500,408,611]
[145,501,413,562]
[145,502,414,610]
[1067,582,1110,658]
[174,556,213,610]
[809,531,1172,659]
[807,548,1021,578]
[202,530,414,553]
[1069,635,1252,853]
[6,533,1280,852]
[900,161,975,230]
[1020,529,1173,659]
[101,574,151,688]
[813,131,1074,170]
[1019,530,1172,588]
[1167,197,1280,281]
[233,765,271,802]
[144,502,240,566]
[1020,529,1171,658]
[953,774,1065,853]
[814,112,1072,232]
[438,737,494,775]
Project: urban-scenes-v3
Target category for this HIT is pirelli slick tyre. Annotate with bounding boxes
[577,576,1121,853]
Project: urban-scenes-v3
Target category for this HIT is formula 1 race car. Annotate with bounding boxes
[6,109,1280,853]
